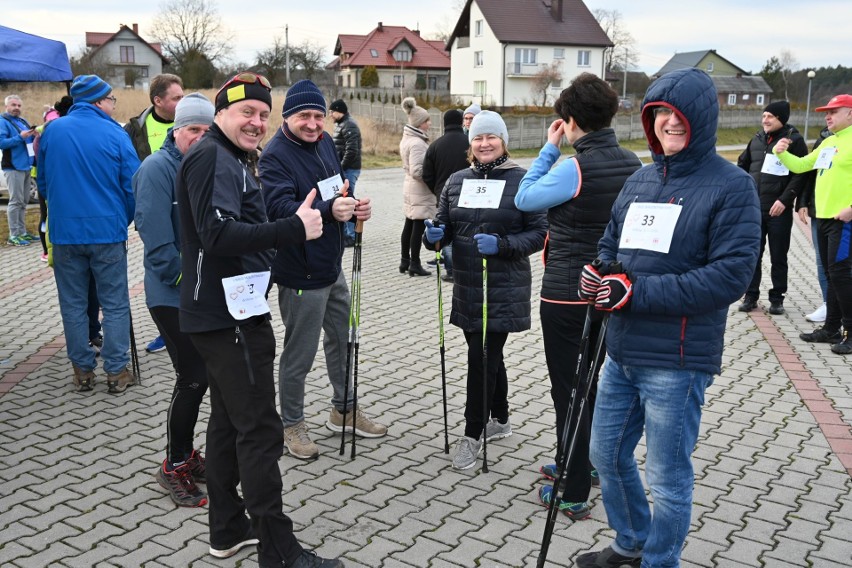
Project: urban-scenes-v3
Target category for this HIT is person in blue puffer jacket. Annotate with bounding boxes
[575,68,761,568]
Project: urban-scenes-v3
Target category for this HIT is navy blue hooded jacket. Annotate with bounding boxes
[598,68,761,374]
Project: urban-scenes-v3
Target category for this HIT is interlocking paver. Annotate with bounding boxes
[0,163,850,567]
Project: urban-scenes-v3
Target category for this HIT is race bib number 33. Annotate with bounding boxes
[619,202,683,253]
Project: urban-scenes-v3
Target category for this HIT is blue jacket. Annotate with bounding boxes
[0,113,34,171]
[133,130,182,309]
[259,124,350,290]
[598,68,761,374]
[36,103,139,245]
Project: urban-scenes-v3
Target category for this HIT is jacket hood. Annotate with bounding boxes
[641,68,718,173]
[161,129,183,161]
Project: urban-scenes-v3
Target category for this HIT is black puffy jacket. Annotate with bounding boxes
[422,124,469,197]
[332,114,362,170]
[737,124,808,211]
[425,161,547,332]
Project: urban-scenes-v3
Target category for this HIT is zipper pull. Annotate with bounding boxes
[235,325,240,344]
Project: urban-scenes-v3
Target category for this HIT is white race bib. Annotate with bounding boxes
[222,271,271,320]
[619,202,683,254]
[459,178,506,209]
[760,154,789,176]
[317,174,344,201]
[814,146,837,170]
[26,142,34,158]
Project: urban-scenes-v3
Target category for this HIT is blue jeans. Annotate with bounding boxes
[53,243,130,374]
[343,169,361,241]
[590,359,714,567]
[811,220,828,302]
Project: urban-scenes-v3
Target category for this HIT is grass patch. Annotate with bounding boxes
[0,208,41,247]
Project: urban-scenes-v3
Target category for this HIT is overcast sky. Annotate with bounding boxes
[7,0,848,76]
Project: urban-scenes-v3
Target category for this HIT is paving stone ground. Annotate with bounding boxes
[1,161,850,567]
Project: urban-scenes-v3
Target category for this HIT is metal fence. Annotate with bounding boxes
[344,98,825,149]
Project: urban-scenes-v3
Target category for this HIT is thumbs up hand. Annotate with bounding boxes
[296,188,323,240]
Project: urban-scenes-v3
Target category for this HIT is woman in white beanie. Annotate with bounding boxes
[399,97,435,276]
[423,110,547,470]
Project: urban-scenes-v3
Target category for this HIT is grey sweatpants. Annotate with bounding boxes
[277,271,353,428]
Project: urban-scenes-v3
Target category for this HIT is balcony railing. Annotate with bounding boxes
[506,62,544,76]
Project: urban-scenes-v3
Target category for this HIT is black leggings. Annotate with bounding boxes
[150,306,209,464]
[462,330,509,439]
[400,218,426,264]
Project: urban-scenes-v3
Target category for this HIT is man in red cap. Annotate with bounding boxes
[775,94,852,355]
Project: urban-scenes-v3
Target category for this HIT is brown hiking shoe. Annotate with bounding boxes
[72,365,95,392]
[106,368,136,394]
[326,406,388,438]
[283,421,319,460]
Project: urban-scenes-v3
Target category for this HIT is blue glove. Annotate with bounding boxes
[473,233,499,255]
[424,219,445,244]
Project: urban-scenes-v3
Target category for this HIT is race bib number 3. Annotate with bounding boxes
[459,178,506,209]
[222,271,271,320]
[619,202,683,254]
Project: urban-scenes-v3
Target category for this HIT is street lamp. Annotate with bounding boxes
[804,70,816,142]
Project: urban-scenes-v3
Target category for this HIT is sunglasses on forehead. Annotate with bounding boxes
[216,72,272,97]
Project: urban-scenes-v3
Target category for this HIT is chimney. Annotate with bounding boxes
[413,29,420,36]
[550,0,563,22]
[378,22,383,32]
[132,23,138,34]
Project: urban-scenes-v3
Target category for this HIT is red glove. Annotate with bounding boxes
[578,263,603,301]
[595,273,632,311]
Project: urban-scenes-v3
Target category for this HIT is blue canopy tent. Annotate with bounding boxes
[0,25,72,83]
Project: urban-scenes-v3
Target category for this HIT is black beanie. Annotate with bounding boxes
[329,99,348,114]
[763,100,790,125]
[215,74,272,112]
[443,109,463,128]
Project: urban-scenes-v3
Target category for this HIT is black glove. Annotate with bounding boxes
[595,273,633,311]
[578,262,603,301]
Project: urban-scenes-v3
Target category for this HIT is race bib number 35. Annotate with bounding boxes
[459,178,506,209]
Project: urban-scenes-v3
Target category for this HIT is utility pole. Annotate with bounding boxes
[285,24,291,86]
[622,48,628,99]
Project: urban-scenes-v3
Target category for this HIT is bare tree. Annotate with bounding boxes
[593,9,638,72]
[290,40,326,82]
[431,0,467,44]
[255,36,287,86]
[69,47,111,78]
[150,0,233,69]
[778,49,799,100]
[530,62,562,107]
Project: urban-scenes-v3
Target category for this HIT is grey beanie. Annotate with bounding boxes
[174,93,215,130]
[464,103,481,117]
[468,110,509,145]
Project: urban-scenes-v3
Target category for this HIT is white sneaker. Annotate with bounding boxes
[451,436,482,470]
[806,304,827,323]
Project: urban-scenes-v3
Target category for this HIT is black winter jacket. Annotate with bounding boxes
[737,124,808,211]
[422,124,469,197]
[425,161,547,332]
[332,114,362,170]
[176,124,306,333]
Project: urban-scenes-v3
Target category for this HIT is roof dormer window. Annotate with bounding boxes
[370,49,379,57]
[394,49,411,62]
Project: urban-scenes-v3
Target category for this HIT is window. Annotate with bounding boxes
[553,48,564,59]
[515,48,537,65]
[756,94,765,105]
[370,49,379,57]
[706,62,714,73]
[742,94,750,101]
[394,49,411,62]
[428,76,437,90]
[577,50,590,67]
[551,79,562,89]
[394,75,405,88]
[474,81,487,96]
[120,45,135,63]
[138,67,148,78]
[475,19,483,37]
[727,94,737,105]
[474,51,484,67]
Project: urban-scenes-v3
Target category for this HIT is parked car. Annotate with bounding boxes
[618,97,634,111]
[0,174,39,204]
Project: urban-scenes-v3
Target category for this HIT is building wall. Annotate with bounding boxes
[450,1,505,106]
[95,29,163,90]
[503,43,606,107]
[697,53,742,76]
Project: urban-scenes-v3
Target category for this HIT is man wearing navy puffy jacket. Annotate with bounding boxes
[576,68,761,568]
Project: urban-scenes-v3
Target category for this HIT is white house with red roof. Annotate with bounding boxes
[85,24,168,89]
[328,23,451,91]
[447,0,612,106]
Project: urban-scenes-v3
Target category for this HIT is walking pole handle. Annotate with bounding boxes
[355,219,364,233]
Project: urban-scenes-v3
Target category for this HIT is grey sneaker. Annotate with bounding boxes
[484,418,512,441]
[326,407,388,438]
[72,365,95,392]
[452,436,482,470]
[283,421,319,460]
[106,368,135,394]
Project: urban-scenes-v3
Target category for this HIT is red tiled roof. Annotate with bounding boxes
[449,0,612,48]
[85,25,167,61]
[334,25,450,70]
[85,32,113,47]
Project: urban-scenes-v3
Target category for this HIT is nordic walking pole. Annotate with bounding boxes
[339,189,363,456]
[481,250,489,473]
[125,240,141,386]
[349,218,364,459]
[435,242,450,454]
[537,260,617,567]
